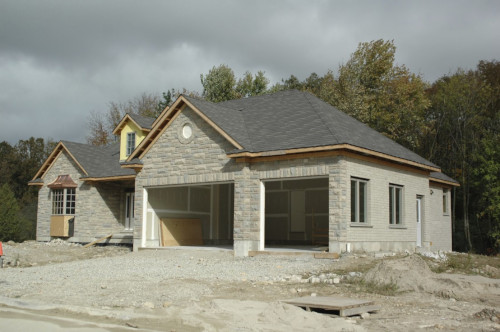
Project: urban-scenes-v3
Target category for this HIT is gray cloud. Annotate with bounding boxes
[1,0,499,144]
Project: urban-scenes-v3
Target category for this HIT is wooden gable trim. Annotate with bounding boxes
[31,142,88,181]
[151,106,169,128]
[81,174,136,182]
[112,114,151,135]
[126,96,185,162]
[230,144,440,173]
[126,96,243,162]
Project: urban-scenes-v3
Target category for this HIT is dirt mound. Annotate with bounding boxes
[364,254,433,292]
[363,255,500,304]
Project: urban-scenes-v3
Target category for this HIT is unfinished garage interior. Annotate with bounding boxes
[144,183,234,247]
[264,177,329,248]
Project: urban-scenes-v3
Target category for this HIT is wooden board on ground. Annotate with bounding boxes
[160,218,203,246]
[83,234,113,248]
[283,296,380,317]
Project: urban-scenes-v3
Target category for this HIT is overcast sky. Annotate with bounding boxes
[1,0,499,145]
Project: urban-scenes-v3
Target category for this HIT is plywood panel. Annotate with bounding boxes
[50,215,73,237]
[160,218,203,246]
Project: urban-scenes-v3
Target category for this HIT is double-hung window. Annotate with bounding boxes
[52,188,76,215]
[389,184,403,225]
[351,178,368,223]
[126,132,136,156]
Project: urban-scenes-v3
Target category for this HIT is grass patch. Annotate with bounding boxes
[346,277,400,296]
[421,253,500,278]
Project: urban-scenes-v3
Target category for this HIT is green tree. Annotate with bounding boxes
[201,65,270,102]
[425,69,494,251]
[331,39,430,150]
[201,65,238,102]
[0,183,21,242]
[235,71,270,98]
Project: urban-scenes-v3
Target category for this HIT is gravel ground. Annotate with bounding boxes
[1,243,499,332]
[0,248,333,308]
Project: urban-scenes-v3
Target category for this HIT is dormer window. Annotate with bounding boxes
[126,132,136,156]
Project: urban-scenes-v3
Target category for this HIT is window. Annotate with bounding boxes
[443,189,449,215]
[126,132,136,156]
[389,185,403,225]
[52,188,76,215]
[351,178,367,223]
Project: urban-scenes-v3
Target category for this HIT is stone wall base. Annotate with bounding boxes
[234,240,260,257]
[343,241,416,253]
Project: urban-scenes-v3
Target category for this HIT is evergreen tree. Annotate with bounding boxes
[0,183,21,242]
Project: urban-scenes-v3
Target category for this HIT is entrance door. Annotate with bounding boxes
[125,192,135,230]
[416,196,422,247]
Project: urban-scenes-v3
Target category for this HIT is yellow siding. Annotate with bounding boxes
[119,121,147,161]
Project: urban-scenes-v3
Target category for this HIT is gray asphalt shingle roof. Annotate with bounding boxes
[128,113,155,129]
[52,90,451,180]
[61,141,135,178]
[185,90,438,168]
[430,172,459,184]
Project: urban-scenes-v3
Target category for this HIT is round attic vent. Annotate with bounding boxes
[182,123,193,139]
[178,121,194,144]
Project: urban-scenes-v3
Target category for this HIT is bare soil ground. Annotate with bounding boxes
[0,240,499,331]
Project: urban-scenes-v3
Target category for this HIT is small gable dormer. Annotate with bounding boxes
[113,113,155,161]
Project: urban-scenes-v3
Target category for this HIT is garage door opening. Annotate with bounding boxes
[264,177,328,249]
[145,183,234,248]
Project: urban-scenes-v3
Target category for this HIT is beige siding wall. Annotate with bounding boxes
[428,184,453,251]
[344,157,430,252]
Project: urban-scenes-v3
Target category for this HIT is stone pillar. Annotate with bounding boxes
[132,184,144,252]
[328,158,349,254]
[233,164,261,256]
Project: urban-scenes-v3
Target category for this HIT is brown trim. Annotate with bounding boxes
[121,163,143,169]
[81,175,136,182]
[28,182,44,186]
[237,149,431,176]
[126,97,184,161]
[430,178,460,187]
[136,104,184,160]
[229,144,440,173]
[112,114,152,135]
[151,106,169,128]
[31,142,88,181]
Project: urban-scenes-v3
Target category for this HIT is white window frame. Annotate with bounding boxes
[442,188,449,215]
[126,132,136,156]
[389,184,403,225]
[52,188,76,215]
[351,178,368,224]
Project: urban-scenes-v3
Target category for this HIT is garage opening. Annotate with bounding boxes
[264,177,328,248]
[145,183,234,247]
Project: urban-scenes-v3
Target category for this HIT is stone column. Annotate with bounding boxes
[328,158,349,254]
[233,164,261,256]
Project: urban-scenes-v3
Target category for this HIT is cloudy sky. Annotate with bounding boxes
[1,0,499,145]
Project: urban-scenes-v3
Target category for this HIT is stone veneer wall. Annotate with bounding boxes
[37,151,128,243]
[134,105,441,256]
[134,107,243,251]
[134,105,351,255]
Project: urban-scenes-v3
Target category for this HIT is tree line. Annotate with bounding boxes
[1,39,498,253]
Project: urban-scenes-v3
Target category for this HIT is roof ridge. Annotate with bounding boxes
[303,92,341,143]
